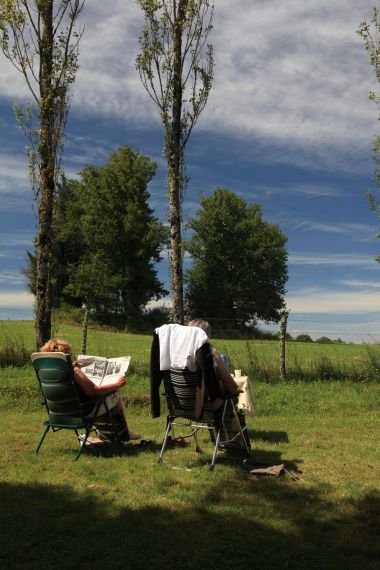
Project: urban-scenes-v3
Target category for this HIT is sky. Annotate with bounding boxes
[1,0,380,342]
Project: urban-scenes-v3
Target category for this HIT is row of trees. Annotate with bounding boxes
[1,1,288,346]
[23,147,288,331]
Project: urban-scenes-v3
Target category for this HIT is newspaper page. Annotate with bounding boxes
[77,355,131,387]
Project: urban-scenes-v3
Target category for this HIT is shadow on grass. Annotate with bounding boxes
[0,477,378,570]
[250,430,290,444]
[81,439,163,459]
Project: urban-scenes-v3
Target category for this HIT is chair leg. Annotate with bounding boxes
[35,425,50,455]
[231,402,251,456]
[104,403,123,448]
[158,419,172,464]
[75,427,91,460]
[210,401,229,469]
[210,426,222,470]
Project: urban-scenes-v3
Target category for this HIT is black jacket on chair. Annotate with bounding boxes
[150,331,223,418]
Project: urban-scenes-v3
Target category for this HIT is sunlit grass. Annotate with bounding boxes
[0,321,379,568]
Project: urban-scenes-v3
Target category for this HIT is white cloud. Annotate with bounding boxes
[0,0,377,171]
[0,231,34,248]
[286,287,380,314]
[0,270,26,285]
[0,152,30,194]
[338,279,380,289]
[254,183,344,200]
[288,252,379,268]
[291,221,377,242]
[0,290,33,309]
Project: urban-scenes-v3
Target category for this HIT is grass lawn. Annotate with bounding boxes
[2,319,380,380]
[0,323,379,568]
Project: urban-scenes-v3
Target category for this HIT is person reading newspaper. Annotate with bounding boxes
[39,339,141,442]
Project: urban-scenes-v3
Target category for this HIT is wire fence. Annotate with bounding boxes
[1,309,380,380]
[1,306,380,341]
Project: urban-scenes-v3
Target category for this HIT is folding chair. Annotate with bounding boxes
[150,327,251,470]
[31,352,125,460]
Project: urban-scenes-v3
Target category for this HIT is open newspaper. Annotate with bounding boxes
[77,355,131,387]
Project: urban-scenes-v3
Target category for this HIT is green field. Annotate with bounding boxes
[0,321,379,568]
[1,319,380,381]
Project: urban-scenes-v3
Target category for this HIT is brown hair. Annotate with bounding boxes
[39,339,73,354]
[188,319,211,338]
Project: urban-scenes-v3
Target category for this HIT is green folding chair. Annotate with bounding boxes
[31,352,124,460]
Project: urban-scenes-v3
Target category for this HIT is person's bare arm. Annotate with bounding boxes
[213,350,239,394]
[73,364,126,398]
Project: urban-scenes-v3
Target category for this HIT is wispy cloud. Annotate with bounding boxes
[292,221,377,242]
[0,231,34,248]
[0,0,376,172]
[254,183,344,200]
[286,286,380,314]
[0,270,26,286]
[338,279,380,289]
[289,252,379,268]
[0,152,30,194]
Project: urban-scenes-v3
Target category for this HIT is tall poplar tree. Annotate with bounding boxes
[358,5,380,256]
[0,0,84,348]
[136,0,214,323]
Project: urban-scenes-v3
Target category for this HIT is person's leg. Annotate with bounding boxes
[115,396,141,440]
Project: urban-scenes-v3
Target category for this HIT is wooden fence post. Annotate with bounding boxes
[81,308,88,355]
[279,310,289,382]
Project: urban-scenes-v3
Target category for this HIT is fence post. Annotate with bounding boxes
[279,310,289,382]
[81,308,88,355]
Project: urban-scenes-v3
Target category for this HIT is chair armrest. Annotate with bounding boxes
[224,390,242,400]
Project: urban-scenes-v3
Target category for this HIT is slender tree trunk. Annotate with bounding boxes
[35,1,54,349]
[279,311,288,382]
[167,0,185,324]
[81,308,88,354]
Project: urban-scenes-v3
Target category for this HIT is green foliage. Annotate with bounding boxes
[295,333,313,342]
[0,0,84,194]
[0,333,30,367]
[56,146,168,321]
[315,336,332,344]
[358,6,380,255]
[184,188,288,329]
[136,0,214,155]
[136,0,215,321]
[0,1,85,347]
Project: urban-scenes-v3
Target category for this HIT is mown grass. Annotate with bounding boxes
[0,385,379,569]
[2,319,380,382]
[0,322,379,568]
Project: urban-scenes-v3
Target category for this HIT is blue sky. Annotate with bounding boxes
[1,0,380,342]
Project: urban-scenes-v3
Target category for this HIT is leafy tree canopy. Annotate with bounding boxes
[315,336,333,344]
[295,334,313,343]
[184,188,288,332]
[25,146,169,322]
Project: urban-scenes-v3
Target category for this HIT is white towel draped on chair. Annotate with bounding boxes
[155,324,208,372]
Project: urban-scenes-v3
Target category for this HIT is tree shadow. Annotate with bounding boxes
[0,477,378,569]
[250,430,289,444]
[82,439,163,458]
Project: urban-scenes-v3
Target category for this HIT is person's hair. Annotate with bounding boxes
[39,339,72,354]
[188,319,212,338]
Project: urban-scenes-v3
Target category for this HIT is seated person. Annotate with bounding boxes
[188,319,239,406]
[39,339,140,441]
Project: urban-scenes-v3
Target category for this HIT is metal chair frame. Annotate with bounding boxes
[32,352,123,460]
[158,372,250,470]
